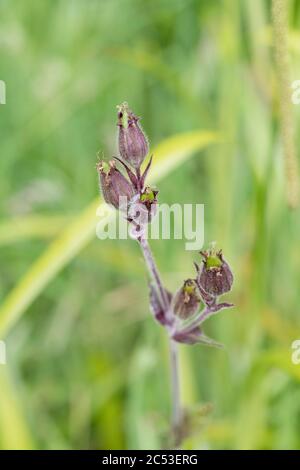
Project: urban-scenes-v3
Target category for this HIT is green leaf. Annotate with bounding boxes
[0,368,34,449]
[0,130,219,338]
[0,215,71,246]
[0,200,103,337]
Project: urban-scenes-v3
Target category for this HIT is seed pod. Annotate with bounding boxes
[117,102,149,169]
[198,248,233,297]
[173,279,201,320]
[96,160,135,210]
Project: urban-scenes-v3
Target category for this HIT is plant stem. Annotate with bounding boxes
[181,301,234,335]
[138,236,183,445]
[170,338,182,446]
[139,237,169,310]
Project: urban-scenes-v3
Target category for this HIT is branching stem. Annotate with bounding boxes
[138,236,183,447]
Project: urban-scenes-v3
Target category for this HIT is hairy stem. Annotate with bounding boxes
[138,236,183,446]
[170,339,182,446]
[180,301,234,335]
[139,237,169,310]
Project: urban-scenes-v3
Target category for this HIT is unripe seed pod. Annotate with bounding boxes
[173,279,201,320]
[117,102,149,169]
[198,248,233,297]
[96,160,135,210]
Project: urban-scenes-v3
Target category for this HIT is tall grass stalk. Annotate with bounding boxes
[272,0,300,208]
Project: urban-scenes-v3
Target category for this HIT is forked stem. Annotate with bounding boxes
[138,236,183,447]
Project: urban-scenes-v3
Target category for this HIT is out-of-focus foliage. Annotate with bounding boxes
[0,0,300,450]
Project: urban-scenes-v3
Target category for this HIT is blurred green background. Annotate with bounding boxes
[1,0,300,450]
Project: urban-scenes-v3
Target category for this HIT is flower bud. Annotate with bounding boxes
[173,279,201,320]
[198,248,233,297]
[117,102,149,169]
[96,160,135,210]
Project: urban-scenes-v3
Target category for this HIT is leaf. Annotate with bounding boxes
[0,215,72,246]
[149,282,172,326]
[0,200,105,337]
[147,131,220,183]
[173,326,224,348]
[149,282,165,325]
[0,368,34,449]
[0,130,220,338]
